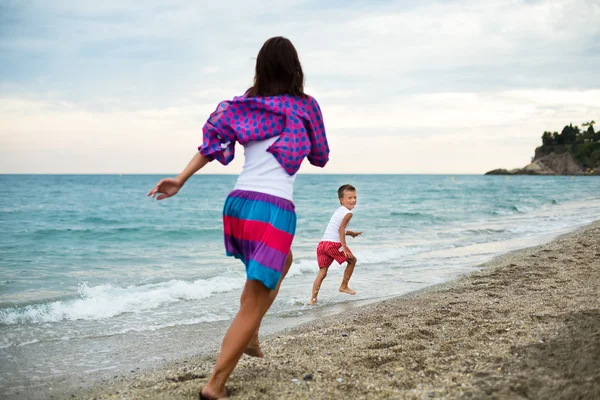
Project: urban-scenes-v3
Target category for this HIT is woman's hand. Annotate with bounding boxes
[147,178,182,200]
[147,153,210,200]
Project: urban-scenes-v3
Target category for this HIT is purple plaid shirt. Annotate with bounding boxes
[198,94,329,175]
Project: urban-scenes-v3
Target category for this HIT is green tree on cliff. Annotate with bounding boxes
[582,121,596,142]
[542,131,553,145]
[560,124,579,144]
[541,121,598,146]
[551,131,561,145]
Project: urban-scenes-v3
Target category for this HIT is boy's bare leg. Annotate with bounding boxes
[339,257,357,295]
[245,251,293,358]
[308,267,328,305]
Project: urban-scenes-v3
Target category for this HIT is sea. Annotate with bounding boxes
[1,174,599,397]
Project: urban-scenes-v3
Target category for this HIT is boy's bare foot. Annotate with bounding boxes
[243,344,264,358]
[307,297,318,305]
[339,287,356,295]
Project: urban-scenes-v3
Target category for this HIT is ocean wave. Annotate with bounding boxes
[80,216,122,225]
[0,276,244,325]
[355,246,429,264]
[0,315,231,349]
[390,211,437,218]
[25,226,222,242]
[492,204,534,216]
[286,259,319,278]
[286,245,429,274]
[463,228,507,235]
[112,315,228,335]
[388,211,449,225]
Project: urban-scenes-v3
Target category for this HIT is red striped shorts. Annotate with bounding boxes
[316,241,349,268]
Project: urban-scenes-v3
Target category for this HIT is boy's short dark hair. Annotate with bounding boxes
[338,184,356,198]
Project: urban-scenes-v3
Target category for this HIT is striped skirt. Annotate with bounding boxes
[222,190,296,290]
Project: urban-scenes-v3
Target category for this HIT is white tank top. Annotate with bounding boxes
[321,206,353,242]
[234,136,296,201]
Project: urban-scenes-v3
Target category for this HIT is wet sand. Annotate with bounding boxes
[73,222,600,399]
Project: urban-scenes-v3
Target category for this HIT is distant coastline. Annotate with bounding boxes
[486,121,600,175]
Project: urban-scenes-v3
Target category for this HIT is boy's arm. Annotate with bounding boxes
[338,213,354,256]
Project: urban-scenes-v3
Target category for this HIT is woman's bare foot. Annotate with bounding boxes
[244,332,264,358]
[339,286,356,295]
[243,344,264,358]
[199,385,228,399]
[307,297,318,305]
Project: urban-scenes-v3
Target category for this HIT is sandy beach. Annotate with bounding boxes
[63,222,600,399]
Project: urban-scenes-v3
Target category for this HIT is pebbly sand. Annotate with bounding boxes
[69,222,599,399]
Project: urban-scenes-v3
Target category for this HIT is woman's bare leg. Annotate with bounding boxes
[201,252,295,397]
[201,280,273,398]
[245,251,293,357]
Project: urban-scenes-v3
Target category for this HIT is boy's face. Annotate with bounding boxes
[340,190,357,210]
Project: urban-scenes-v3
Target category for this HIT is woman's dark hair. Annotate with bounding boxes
[246,36,305,97]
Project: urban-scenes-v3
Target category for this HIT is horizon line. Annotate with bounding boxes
[0,172,493,176]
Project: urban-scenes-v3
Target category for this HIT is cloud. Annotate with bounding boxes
[2,88,598,173]
[3,0,599,97]
[1,0,599,173]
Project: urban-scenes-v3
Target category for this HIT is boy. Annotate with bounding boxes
[308,184,361,305]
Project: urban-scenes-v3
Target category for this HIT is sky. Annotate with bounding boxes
[1,0,599,174]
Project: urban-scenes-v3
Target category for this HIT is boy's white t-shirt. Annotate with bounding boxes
[321,206,352,243]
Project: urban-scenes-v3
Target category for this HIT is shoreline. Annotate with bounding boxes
[63,221,600,400]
